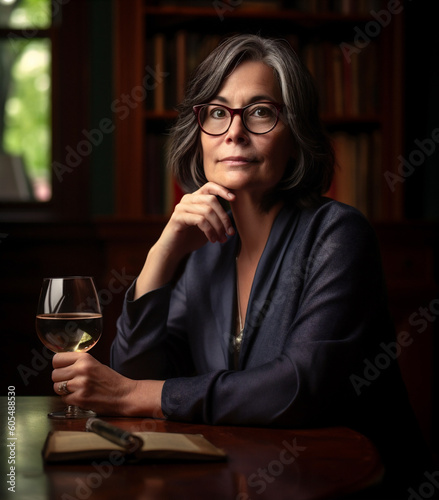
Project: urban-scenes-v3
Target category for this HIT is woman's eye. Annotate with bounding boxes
[246,105,271,119]
[211,108,226,119]
[253,106,271,117]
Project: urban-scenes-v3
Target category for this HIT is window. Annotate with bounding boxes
[0,0,52,202]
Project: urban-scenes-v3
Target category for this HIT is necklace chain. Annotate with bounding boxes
[235,257,244,353]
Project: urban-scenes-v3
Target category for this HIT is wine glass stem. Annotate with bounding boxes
[65,405,79,417]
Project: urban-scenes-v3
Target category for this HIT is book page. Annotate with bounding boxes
[136,432,201,453]
[48,431,124,453]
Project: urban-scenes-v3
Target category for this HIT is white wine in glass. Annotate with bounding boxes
[36,276,103,419]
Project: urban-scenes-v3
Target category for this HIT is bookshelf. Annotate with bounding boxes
[113,0,404,222]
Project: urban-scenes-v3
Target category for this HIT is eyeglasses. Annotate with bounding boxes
[193,102,283,136]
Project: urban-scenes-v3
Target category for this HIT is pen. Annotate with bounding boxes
[85,418,143,454]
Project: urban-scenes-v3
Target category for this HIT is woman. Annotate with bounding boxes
[52,34,429,491]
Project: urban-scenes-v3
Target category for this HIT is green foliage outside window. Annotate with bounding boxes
[4,0,51,29]
[0,0,51,201]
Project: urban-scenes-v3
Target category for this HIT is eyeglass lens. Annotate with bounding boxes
[198,103,278,135]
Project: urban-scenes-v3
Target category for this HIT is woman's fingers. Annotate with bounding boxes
[52,352,82,369]
[174,182,236,243]
[52,353,79,384]
[52,352,95,383]
[175,195,232,242]
[197,180,235,201]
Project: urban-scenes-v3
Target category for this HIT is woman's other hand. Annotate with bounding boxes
[52,352,164,417]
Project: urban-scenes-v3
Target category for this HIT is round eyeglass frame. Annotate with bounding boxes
[192,102,284,136]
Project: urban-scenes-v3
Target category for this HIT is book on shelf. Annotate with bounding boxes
[175,30,187,104]
[157,33,166,112]
[42,430,227,463]
[301,39,379,119]
[145,133,184,215]
[330,130,381,218]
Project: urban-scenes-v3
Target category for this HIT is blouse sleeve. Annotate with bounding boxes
[110,278,194,381]
[160,205,399,428]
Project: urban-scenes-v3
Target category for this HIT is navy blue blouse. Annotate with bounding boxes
[111,199,428,486]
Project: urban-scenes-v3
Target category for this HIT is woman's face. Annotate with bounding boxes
[200,60,294,199]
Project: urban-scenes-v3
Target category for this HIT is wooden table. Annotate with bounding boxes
[1,396,385,500]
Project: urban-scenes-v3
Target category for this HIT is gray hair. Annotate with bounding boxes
[166,34,334,208]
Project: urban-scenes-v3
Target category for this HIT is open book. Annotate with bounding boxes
[43,430,227,463]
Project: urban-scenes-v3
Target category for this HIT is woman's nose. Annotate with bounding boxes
[225,114,249,143]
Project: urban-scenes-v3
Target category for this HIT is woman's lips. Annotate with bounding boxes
[220,156,256,165]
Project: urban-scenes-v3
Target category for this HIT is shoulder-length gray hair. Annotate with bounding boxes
[166,33,334,208]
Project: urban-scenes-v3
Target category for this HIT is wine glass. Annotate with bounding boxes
[36,276,103,419]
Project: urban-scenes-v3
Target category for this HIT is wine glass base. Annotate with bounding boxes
[48,407,97,419]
